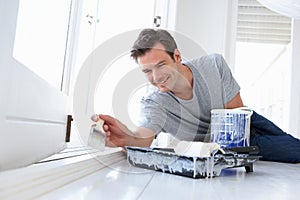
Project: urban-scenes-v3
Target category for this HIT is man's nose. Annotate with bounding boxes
[152,69,164,83]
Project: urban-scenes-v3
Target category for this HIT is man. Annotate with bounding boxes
[96,28,300,163]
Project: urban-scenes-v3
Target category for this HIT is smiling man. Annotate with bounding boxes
[96,28,300,163]
[140,43,193,99]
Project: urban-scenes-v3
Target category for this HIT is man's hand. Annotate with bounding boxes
[94,114,155,148]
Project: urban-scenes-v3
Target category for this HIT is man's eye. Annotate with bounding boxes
[143,70,151,74]
[157,64,165,68]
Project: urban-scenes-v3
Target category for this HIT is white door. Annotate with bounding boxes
[0,0,71,171]
[72,0,157,144]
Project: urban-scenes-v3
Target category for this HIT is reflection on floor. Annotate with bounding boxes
[0,146,299,200]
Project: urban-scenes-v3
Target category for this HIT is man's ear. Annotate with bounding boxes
[173,49,182,63]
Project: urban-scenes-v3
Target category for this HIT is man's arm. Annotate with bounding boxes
[224,92,244,109]
[99,114,155,148]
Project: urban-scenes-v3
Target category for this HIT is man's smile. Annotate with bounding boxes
[155,75,170,86]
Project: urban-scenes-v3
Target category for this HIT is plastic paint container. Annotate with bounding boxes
[210,108,252,148]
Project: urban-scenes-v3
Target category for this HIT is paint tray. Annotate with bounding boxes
[126,146,260,179]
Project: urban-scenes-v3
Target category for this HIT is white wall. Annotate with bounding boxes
[289,19,300,138]
[173,0,230,59]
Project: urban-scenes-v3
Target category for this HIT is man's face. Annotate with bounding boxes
[138,43,181,93]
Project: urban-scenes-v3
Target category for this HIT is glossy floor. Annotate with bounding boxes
[1,146,299,200]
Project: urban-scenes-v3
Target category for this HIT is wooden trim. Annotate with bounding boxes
[65,115,73,142]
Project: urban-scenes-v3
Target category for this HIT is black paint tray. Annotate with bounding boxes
[126,146,260,179]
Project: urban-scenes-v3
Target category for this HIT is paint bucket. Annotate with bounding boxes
[210,108,253,148]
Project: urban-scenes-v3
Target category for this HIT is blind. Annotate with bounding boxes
[237,0,291,44]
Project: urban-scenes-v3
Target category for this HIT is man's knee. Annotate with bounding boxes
[250,134,300,163]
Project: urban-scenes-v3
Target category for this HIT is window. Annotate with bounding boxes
[235,0,292,131]
[13,0,72,91]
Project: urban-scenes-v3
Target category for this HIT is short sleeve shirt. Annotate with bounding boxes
[136,54,240,141]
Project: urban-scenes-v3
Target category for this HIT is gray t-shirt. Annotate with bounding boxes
[136,54,240,141]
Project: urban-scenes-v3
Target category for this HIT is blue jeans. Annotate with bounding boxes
[250,111,300,163]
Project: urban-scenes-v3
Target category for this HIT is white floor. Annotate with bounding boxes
[0,145,300,200]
